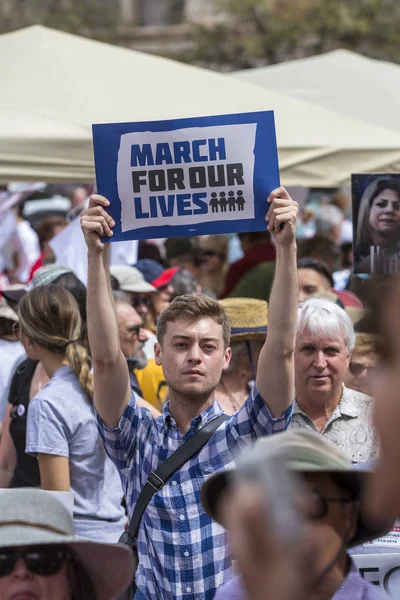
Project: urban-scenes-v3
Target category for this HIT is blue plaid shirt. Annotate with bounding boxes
[96,385,292,600]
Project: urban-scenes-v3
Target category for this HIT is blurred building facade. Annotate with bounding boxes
[0,0,221,57]
[113,0,221,55]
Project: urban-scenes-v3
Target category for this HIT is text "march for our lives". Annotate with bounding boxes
[92,112,280,241]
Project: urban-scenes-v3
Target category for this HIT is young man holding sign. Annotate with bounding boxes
[81,187,298,600]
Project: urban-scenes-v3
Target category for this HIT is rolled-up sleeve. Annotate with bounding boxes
[226,384,293,447]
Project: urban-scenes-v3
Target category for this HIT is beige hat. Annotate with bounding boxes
[110,265,156,293]
[201,430,392,548]
[0,489,133,600]
[219,297,268,342]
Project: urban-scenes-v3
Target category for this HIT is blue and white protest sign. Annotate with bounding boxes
[92,111,280,242]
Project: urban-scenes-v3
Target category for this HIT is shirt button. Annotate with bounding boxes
[186,587,192,593]
[180,514,185,521]
[184,551,190,557]
[171,481,177,486]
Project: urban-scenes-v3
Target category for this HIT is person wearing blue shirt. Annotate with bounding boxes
[81,187,299,600]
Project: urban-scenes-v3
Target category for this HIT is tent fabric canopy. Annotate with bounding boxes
[233,49,400,133]
[2,27,400,185]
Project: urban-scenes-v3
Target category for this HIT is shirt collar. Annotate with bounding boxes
[162,398,224,431]
[294,385,360,419]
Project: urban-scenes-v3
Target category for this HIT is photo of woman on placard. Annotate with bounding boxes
[354,176,400,274]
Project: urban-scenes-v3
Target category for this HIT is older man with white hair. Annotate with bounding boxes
[290,298,377,463]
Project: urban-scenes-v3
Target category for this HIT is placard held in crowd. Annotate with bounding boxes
[92,111,280,241]
[352,173,400,275]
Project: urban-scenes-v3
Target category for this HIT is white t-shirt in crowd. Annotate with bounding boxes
[13,220,41,282]
[26,366,126,542]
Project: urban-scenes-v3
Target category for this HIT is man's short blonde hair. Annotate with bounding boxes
[157,294,231,348]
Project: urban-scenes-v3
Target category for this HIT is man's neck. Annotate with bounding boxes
[309,556,349,600]
[296,386,343,432]
[168,390,215,435]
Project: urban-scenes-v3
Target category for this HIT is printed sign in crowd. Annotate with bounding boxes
[92,111,280,242]
[352,173,400,275]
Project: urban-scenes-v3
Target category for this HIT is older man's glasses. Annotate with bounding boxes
[304,490,353,520]
[127,324,143,337]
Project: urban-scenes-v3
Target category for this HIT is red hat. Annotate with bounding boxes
[335,290,363,309]
[152,267,180,289]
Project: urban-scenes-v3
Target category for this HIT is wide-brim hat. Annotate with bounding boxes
[219,297,268,342]
[0,489,133,600]
[2,266,74,304]
[201,430,392,548]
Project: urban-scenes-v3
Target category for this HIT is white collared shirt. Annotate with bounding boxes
[289,385,378,463]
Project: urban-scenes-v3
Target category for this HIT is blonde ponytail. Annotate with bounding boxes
[66,342,94,401]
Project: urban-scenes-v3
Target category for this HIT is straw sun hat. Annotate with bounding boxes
[219,298,268,343]
[0,489,133,600]
[201,429,392,548]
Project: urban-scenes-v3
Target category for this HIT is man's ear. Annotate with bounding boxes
[154,342,163,366]
[222,346,232,372]
[346,501,359,542]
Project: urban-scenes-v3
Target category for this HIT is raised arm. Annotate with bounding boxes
[81,195,131,428]
[256,187,298,417]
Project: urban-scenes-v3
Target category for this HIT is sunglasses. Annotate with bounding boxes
[127,324,143,337]
[0,546,70,578]
[132,296,152,309]
[349,362,376,377]
[304,490,353,520]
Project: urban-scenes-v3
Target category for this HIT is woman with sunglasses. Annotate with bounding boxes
[0,487,133,600]
[17,284,126,542]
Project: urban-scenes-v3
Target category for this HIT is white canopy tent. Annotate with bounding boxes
[233,49,400,133]
[2,27,400,186]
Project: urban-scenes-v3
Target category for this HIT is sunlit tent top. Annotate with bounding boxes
[233,49,400,133]
[2,27,400,185]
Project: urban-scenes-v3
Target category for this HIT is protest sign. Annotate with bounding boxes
[92,111,280,242]
[353,554,400,597]
[352,173,400,274]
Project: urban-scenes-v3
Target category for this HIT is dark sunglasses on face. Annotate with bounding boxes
[349,362,376,377]
[132,296,152,309]
[0,546,70,578]
[304,490,353,520]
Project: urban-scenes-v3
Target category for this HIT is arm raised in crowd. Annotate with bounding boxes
[256,187,298,417]
[81,195,131,428]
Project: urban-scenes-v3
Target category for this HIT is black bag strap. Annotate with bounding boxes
[127,413,228,546]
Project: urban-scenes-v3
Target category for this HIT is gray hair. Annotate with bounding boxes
[297,298,355,355]
[315,204,343,235]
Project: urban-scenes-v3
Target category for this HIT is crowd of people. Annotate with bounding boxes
[0,181,398,600]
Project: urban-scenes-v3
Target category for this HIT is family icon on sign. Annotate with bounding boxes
[209,190,246,213]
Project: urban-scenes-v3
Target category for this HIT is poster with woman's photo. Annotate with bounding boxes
[352,174,400,274]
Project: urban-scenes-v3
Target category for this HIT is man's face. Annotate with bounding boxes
[155,317,231,402]
[302,473,355,573]
[152,285,174,318]
[116,303,146,363]
[369,278,400,518]
[344,351,377,396]
[295,328,350,403]
[298,268,331,303]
